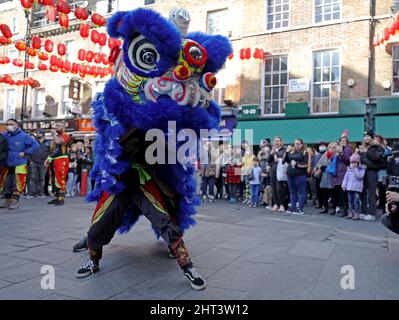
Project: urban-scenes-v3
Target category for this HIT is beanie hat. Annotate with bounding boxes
[350,153,361,163]
[364,130,374,139]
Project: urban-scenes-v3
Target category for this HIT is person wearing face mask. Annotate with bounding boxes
[312,142,327,209]
[44,122,71,206]
[26,129,50,199]
[0,119,39,210]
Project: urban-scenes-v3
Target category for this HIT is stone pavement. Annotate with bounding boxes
[0,196,399,300]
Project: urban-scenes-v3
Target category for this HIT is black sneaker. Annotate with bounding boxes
[73,237,88,252]
[53,199,64,206]
[76,259,99,278]
[183,266,206,290]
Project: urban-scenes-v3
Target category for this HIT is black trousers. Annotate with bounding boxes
[321,188,334,211]
[378,182,387,213]
[333,185,348,214]
[270,170,289,207]
[87,187,192,270]
[315,178,323,207]
[361,170,378,216]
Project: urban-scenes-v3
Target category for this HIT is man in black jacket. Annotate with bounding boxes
[359,131,386,221]
[0,134,8,169]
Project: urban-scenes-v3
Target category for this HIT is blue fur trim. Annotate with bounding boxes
[109,9,181,78]
[187,32,233,73]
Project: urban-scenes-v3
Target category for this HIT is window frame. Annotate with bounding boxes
[265,0,291,32]
[393,44,399,96]
[261,54,289,116]
[59,85,73,118]
[313,0,342,25]
[310,48,341,114]
[32,88,46,119]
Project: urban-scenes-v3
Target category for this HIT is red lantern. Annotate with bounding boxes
[86,50,94,62]
[25,61,35,69]
[59,13,69,29]
[64,60,71,72]
[99,33,107,47]
[49,54,57,66]
[16,80,23,86]
[108,38,117,49]
[15,41,27,51]
[94,53,101,64]
[32,35,41,49]
[71,62,79,74]
[100,53,108,65]
[56,0,71,14]
[50,65,58,72]
[245,48,251,59]
[395,16,399,33]
[38,52,48,60]
[108,45,120,63]
[27,48,37,57]
[57,43,66,56]
[0,24,12,39]
[0,36,12,45]
[12,59,23,67]
[20,0,34,10]
[78,49,86,61]
[41,0,54,5]
[91,13,106,27]
[239,49,245,60]
[38,63,48,71]
[80,23,90,38]
[44,39,53,53]
[228,53,233,60]
[91,30,100,44]
[56,58,64,69]
[75,6,89,21]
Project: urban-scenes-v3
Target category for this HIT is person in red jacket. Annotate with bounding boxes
[226,148,242,203]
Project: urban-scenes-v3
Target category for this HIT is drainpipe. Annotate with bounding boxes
[366,0,376,131]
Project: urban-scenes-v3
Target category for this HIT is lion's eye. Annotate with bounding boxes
[128,34,159,72]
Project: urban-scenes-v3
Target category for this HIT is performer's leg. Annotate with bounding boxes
[76,191,129,278]
[131,190,206,290]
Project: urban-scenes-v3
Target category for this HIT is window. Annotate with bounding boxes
[312,50,340,113]
[60,85,72,117]
[5,89,16,120]
[393,45,399,94]
[263,56,288,115]
[31,1,84,28]
[315,0,341,23]
[207,9,228,36]
[32,89,45,118]
[266,0,289,30]
[10,16,19,34]
[65,40,76,61]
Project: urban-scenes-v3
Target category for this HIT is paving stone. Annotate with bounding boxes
[288,240,335,259]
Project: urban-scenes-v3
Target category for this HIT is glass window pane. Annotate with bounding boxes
[333,12,340,19]
[321,98,329,113]
[325,5,332,13]
[314,84,321,97]
[313,98,322,113]
[275,21,281,28]
[264,101,272,114]
[332,51,340,66]
[283,12,289,20]
[265,60,272,72]
[281,101,286,113]
[315,7,322,16]
[314,68,322,82]
[265,87,271,99]
[315,0,322,6]
[325,14,331,21]
[283,4,289,11]
[393,46,399,60]
[267,22,274,30]
[322,84,330,97]
[280,86,286,99]
[275,0,282,5]
[267,5,273,14]
[393,62,399,77]
[275,5,282,13]
[333,4,340,12]
[282,20,288,27]
[268,14,274,22]
[272,87,279,99]
[265,74,271,86]
[315,15,322,23]
[272,101,279,114]
[314,53,321,67]
[273,59,280,71]
[331,66,340,81]
[281,72,288,84]
[275,13,281,21]
[272,73,279,85]
[323,52,330,67]
[325,0,331,4]
[323,68,330,81]
[281,57,288,70]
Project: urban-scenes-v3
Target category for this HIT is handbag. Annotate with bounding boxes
[326,155,337,176]
[248,169,255,181]
[276,159,288,181]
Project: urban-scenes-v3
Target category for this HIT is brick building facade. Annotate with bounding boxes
[0,0,398,142]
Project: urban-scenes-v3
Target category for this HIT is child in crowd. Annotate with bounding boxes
[249,158,262,208]
[342,153,365,220]
[226,149,242,204]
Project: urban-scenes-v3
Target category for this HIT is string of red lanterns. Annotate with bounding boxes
[0,74,39,87]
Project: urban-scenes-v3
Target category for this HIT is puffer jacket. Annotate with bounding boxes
[333,145,353,186]
[342,166,366,193]
[3,128,39,167]
[359,144,386,171]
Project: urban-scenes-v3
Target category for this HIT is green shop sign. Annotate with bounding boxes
[239,105,260,119]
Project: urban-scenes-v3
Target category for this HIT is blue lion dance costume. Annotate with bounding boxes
[75,8,232,290]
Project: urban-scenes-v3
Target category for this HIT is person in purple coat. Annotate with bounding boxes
[342,153,365,220]
[332,136,353,217]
